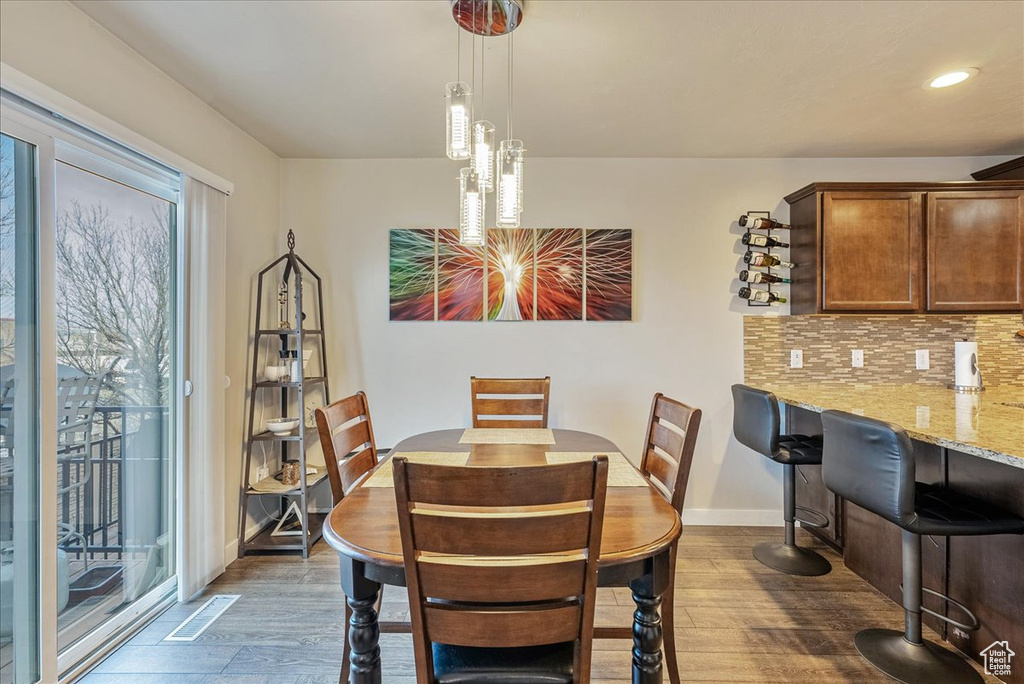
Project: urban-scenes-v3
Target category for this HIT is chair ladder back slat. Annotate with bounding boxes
[338,447,376,493]
[403,461,596,507]
[424,603,583,648]
[416,557,587,603]
[409,508,593,556]
[331,419,373,460]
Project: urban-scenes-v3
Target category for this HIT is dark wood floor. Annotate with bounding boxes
[78,526,998,683]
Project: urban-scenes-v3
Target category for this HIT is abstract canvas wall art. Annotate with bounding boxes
[389,228,632,322]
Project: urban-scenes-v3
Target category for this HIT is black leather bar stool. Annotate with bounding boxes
[731,385,832,576]
[821,410,1024,684]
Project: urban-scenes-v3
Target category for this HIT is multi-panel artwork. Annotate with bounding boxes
[389,228,632,322]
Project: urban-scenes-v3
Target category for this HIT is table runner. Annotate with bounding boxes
[459,428,556,445]
[545,452,650,487]
[361,452,470,488]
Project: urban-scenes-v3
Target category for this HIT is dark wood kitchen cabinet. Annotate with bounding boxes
[784,181,1024,314]
[822,191,922,311]
[926,190,1024,311]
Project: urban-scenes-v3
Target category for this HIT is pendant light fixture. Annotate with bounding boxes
[448,0,525,244]
[495,29,524,227]
[459,167,485,246]
[446,83,472,161]
[446,20,472,161]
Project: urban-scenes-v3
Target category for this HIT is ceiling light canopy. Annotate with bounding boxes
[926,68,979,89]
[452,0,524,36]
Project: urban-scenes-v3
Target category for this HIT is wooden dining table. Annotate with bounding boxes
[323,428,682,684]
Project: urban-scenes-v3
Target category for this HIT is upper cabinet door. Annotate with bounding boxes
[926,191,1024,312]
[822,192,922,311]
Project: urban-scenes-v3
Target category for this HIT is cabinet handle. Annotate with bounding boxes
[796,466,809,484]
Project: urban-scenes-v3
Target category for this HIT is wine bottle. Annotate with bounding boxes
[742,232,790,249]
[739,215,790,230]
[739,269,791,284]
[744,251,795,269]
[739,286,786,304]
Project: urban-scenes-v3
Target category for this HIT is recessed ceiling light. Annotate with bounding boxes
[926,68,979,89]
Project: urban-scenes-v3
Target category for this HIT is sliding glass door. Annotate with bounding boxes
[1,98,182,682]
[52,154,178,661]
[0,130,42,684]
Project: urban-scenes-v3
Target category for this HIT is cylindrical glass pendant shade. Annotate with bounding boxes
[472,120,495,192]
[495,139,524,227]
[446,82,472,160]
[459,167,485,246]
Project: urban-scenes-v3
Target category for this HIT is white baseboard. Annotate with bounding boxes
[681,509,783,526]
[224,515,274,566]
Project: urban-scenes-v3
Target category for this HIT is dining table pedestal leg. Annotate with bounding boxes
[630,551,671,684]
[339,558,382,684]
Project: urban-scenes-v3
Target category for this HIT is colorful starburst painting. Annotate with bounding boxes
[536,229,583,321]
[388,228,632,321]
[585,229,632,321]
[389,229,435,321]
[438,229,484,321]
[487,228,535,321]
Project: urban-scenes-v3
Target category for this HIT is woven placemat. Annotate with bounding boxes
[459,428,556,445]
[545,452,649,487]
[361,452,470,488]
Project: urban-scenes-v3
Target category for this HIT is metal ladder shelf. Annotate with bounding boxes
[237,230,331,558]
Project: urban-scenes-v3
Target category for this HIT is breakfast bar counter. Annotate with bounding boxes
[759,382,1024,468]
[752,382,1023,683]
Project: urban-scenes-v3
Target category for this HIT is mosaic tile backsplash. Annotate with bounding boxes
[744,314,1024,388]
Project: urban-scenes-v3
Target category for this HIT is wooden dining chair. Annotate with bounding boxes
[314,390,379,504]
[470,375,551,427]
[594,393,701,684]
[393,455,609,684]
[313,391,388,684]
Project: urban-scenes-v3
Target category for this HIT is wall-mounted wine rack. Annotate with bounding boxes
[741,210,775,307]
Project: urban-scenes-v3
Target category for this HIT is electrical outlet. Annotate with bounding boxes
[790,349,803,369]
[851,349,864,368]
[256,464,270,481]
[916,349,930,370]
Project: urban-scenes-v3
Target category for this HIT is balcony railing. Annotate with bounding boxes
[56,405,169,560]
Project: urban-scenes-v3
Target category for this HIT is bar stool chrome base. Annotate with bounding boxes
[752,541,832,577]
[855,629,982,684]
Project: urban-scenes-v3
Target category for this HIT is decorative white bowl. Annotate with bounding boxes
[266,418,299,434]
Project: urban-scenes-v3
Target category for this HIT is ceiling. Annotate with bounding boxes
[71,0,1024,159]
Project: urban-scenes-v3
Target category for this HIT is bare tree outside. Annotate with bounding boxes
[55,199,171,408]
[0,138,16,367]
[2,149,173,409]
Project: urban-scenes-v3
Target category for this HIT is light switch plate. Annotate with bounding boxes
[916,349,930,370]
[790,349,803,369]
[851,349,864,368]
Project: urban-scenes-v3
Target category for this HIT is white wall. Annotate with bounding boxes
[0,0,281,560]
[1,0,1015,544]
[281,155,1012,522]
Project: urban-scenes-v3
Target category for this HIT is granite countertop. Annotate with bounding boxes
[758,383,1024,469]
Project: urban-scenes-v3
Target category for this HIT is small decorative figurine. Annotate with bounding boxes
[277,279,289,329]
